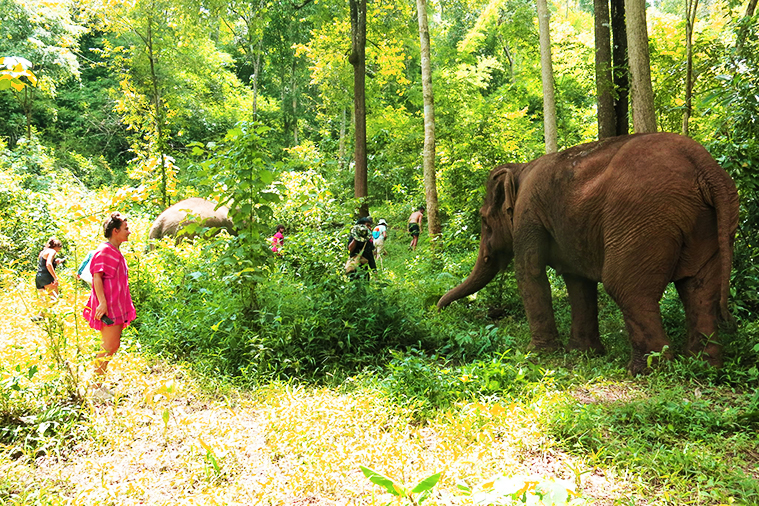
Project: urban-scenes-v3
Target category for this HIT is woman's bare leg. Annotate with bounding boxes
[94,324,123,381]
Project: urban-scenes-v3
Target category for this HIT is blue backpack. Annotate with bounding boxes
[372,226,381,239]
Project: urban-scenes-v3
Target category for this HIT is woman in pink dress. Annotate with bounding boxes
[271,224,285,255]
[83,212,136,399]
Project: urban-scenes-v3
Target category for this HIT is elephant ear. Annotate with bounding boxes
[493,169,517,224]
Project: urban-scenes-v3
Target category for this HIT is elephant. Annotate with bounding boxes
[147,198,234,247]
[438,133,740,374]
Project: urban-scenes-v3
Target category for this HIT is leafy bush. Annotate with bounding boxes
[0,170,60,269]
[248,273,434,381]
[129,241,257,377]
[382,348,553,421]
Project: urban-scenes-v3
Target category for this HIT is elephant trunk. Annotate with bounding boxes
[437,252,501,308]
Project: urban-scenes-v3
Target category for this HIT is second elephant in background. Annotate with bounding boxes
[147,198,235,248]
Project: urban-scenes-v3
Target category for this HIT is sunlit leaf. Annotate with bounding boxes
[360,466,403,497]
[411,472,441,493]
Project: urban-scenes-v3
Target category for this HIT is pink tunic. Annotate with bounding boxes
[271,231,284,253]
[83,242,136,330]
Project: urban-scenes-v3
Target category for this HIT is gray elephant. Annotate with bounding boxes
[438,133,740,374]
[147,198,234,246]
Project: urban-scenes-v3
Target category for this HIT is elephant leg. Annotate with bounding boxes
[515,250,560,352]
[564,274,604,354]
[609,297,671,374]
[604,275,671,373]
[675,254,723,367]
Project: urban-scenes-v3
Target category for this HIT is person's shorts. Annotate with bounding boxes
[35,272,55,289]
[408,223,420,237]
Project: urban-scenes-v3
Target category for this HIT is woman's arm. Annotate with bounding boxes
[93,272,108,319]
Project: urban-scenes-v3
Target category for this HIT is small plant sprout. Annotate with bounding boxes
[199,438,224,482]
[646,345,670,369]
[360,466,441,505]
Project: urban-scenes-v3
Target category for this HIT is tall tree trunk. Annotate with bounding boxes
[349,0,368,217]
[625,0,657,133]
[23,86,32,139]
[416,0,441,236]
[338,107,347,170]
[736,0,757,54]
[252,38,263,118]
[291,59,298,145]
[146,13,169,207]
[595,0,615,139]
[681,0,698,136]
[536,0,558,153]
[611,0,629,135]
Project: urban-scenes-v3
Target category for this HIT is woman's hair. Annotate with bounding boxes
[276,224,285,233]
[46,237,63,249]
[103,212,127,238]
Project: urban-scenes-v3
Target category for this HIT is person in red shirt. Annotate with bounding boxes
[271,224,285,255]
[83,212,136,400]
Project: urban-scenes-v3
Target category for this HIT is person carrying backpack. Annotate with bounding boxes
[373,219,388,265]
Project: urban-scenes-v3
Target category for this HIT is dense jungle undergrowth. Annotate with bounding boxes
[1,186,758,506]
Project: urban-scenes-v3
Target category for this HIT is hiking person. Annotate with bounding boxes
[408,206,424,251]
[82,212,136,401]
[373,219,388,266]
[271,224,285,255]
[35,237,63,301]
[346,216,376,279]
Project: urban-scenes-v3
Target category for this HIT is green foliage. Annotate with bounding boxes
[0,284,90,457]
[382,349,551,421]
[248,273,433,381]
[0,159,63,268]
[194,122,283,296]
[129,242,255,377]
[0,0,84,144]
[698,17,759,319]
[0,56,37,92]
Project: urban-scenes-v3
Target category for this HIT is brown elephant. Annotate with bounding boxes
[438,133,740,374]
[147,198,234,247]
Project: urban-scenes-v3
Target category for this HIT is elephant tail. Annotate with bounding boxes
[700,165,740,327]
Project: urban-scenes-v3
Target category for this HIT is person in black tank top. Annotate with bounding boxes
[35,237,63,296]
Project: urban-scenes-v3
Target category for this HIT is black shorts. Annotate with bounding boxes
[36,272,55,289]
[408,223,420,237]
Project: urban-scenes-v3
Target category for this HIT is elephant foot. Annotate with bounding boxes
[686,334,723,368]
[566,338,606,356]
[627,346,673,375]
[527,339,561,353]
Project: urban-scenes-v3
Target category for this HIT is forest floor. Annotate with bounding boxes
[0,288,644,505]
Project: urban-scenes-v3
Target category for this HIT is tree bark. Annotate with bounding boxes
[338,107,347,171]
[594,0,615,139]
[681,0,698,136]
[146,11,169,207]
[252,38,262,118]
[736,0,757,54]
[291,58,298,145]
[536,0,558,153]
[416,0,441,236]
[625,0,657,133]
[611,0,629,135]
[349,0,368,217]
